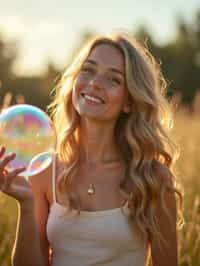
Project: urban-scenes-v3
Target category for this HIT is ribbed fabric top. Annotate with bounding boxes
[46,153,148,266]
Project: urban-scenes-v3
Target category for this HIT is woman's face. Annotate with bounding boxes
[72,43,130,122]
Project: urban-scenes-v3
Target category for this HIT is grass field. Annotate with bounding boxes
[0,106,200,266]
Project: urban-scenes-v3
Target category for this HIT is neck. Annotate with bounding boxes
[78,117,123,166]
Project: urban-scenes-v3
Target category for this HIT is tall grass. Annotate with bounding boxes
[0,102,200,265]
[0,195,18,266]
[173,108,200,266]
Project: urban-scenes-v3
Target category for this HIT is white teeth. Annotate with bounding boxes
[83,94,103,103]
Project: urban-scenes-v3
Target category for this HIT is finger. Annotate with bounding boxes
[2,167,26,191]
[1,175,31,201]
[2,169,8,176]
[0,152,16,171]
[0,146,6,158]
[12,167,27,176]
[2,182,30,199]
[1,182,25,199]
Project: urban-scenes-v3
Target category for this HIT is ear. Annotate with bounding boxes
[123,105,131,114]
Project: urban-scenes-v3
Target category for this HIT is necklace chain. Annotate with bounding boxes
[86,167,126,197]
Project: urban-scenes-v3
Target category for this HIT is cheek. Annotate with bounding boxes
[103,89,125,118]
[72,76,82,99]
[73,75,87,95]
[72,75,87,107]
[110,87,126,105]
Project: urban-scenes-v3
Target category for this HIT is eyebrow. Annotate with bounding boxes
[84,59,124,77]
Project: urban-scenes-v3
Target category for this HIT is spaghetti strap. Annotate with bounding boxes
[52,152,57,203]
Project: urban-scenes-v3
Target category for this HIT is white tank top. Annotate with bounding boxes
[46,153,148,266]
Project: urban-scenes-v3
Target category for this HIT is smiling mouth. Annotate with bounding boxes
[81,93,105,104]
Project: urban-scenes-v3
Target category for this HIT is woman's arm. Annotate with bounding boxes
[0,146,47,266]
[151,165,178,266]
[11,169,51,266]
[12,200,46,266]
[28,171,51,266]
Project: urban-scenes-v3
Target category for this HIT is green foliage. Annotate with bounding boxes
[135,10,200,105]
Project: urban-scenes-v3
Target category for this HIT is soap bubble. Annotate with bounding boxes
[0,104,56,177]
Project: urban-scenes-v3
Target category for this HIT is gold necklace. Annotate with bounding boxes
[87,165,126,197]
[87,183,96,196]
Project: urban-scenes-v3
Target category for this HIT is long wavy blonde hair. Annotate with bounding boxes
[47,33,183,250]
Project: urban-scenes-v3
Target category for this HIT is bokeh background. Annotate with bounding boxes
[0,1,200,265]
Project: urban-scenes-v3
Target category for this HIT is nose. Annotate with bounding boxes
[89,74,104,89]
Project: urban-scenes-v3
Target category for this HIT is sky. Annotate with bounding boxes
[0,0,199,76]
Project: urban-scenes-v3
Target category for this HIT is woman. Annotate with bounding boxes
[0,33,183,266]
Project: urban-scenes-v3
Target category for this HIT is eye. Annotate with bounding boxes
[108,76,121,85]
[81,66,94,74]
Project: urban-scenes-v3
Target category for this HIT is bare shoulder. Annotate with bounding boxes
[26,154,64,265]
[27,163,52,191]
[27,153,63,204]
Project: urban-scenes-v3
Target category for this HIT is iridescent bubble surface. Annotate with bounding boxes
[0,104,56,177]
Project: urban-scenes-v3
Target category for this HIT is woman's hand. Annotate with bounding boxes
[0,146,34,207]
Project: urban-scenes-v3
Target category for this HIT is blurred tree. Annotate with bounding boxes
[42,62,61,108]
[134,25,174,98]
[0,32,18,105]
[172,15,200,104]
[0,33,17,84]
[134,10,200,106]
[1,10,200,110]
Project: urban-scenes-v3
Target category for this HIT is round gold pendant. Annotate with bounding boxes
[87,183,95,196]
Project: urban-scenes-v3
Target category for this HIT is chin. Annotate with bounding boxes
[80,112,102,120]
